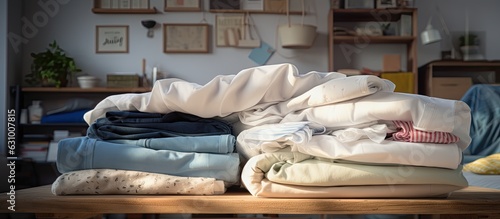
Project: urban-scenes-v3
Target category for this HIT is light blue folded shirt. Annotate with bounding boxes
[57,137,240,185]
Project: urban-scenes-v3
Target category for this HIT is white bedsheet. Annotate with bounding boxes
[240,91,471,150]
[237,123,463,169]
[84,64,345,124]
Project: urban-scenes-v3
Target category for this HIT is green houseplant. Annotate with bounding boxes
[25,41,81,87]
[459,33,479,47]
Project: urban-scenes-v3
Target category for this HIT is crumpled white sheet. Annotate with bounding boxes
[84,64,395,126]
[84,63,345,124]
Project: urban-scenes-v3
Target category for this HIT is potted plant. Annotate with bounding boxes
[459,33,479,47]
[25,41,81,87]
[459,33,484,60]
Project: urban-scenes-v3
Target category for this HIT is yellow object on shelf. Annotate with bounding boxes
[381,72,414,93]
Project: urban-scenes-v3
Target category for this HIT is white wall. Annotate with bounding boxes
[20,0,330,85]
[16,0,500,86]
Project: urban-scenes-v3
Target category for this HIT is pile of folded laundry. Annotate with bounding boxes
[54,63,470,198]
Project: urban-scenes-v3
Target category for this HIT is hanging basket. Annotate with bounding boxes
[278,0,317,49]
[278,24,317,49]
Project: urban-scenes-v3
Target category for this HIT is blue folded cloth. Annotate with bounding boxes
[461,84,500,163]
[41,109,90,123]
[46,98,95,115]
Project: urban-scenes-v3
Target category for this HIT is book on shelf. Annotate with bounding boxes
[46,141,59,162]
[381,72,414,94]
[100,0,111,8]
[21,140,49,162]
[119,0,131,9]
[241,0,264,11]
[397,14,412,36]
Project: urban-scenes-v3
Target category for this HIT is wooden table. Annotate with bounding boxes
[1,185,500,219]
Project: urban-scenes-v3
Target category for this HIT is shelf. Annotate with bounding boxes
[426,60,500,67]
[92,7,157,14]
[332,36,415,44]
[332,8,416,22]
[328,8,418,93]
[22,123,89,127]
[208,9,304,15]
[21,87,151,93]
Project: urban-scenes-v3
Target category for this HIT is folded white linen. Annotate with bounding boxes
[245,181,464,198]
[84,63,345,125]
[241,152,467,198]
[331,123,390,143]
[245,75,396,120]
[240,91,471,150]
[237,123,463,169]
[52,169,226,195]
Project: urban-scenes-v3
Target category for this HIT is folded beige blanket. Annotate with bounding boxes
[241,152,468,198]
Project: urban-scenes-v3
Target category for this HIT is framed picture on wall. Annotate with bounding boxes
[164,0,201,11]
[376,0,397,8]
[215,15,244,47]
[163,23,210,53]
[95,25,129,53]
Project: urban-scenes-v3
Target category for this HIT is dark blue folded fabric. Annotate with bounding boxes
[41,109,89,123]
[87,111,233,140]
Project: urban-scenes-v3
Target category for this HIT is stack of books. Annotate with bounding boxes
[21,140,49,162]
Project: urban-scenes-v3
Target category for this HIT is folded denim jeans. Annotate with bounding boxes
[108,134,235,154]
[57,137,240,185]
[87,111,233,140]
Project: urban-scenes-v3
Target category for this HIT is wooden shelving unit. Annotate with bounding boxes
[10,85,152,157]
[91,8,157,14]
[328,8,418,93]
[7,84,153,186]
[331,8,416,22]
[208,9,303,15]
[333,36,415,44]
[92,0,156,14]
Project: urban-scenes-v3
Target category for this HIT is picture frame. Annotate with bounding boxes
[330,0,341,9]
[376,0,397,9]
[95,25,129,53]
[344,0,374,9]
[209,0,240,10]
[215,15,244,47]
[163,23,210,53]
[164,0,201,11]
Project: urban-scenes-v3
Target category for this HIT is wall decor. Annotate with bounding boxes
[215,15,244,47]
[164,0,201,11]
[163,23,209,53]
[330,0,341,9]
[264,0,286,12]
[209,0,240,10]
[376,0,397,8]
[95,25,129,53]
[344,0,374,9]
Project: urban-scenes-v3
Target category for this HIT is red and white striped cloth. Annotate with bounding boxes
[391,121,460,144]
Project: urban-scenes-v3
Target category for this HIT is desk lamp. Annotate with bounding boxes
[420,7,459,59]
